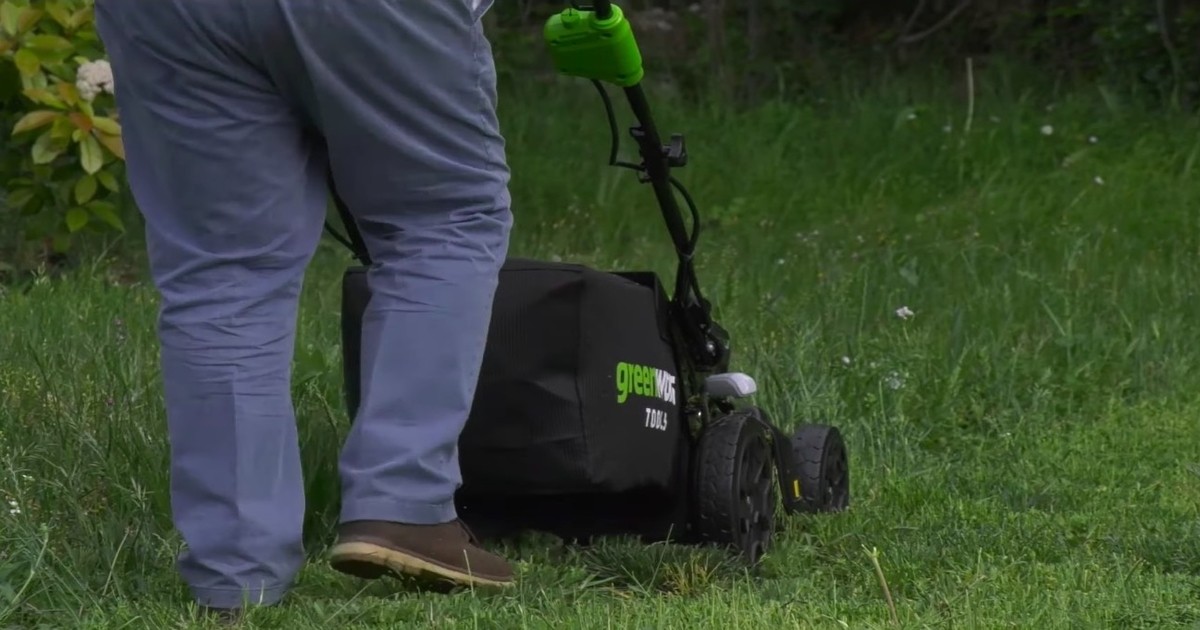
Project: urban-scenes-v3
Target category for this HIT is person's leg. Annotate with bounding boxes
[95,0,327,609]
[263,0,514,584]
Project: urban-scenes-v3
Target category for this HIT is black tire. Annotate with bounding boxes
[693,410,777,564]
[790,424,850,514]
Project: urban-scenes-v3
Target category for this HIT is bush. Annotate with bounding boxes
[0,0,125,260]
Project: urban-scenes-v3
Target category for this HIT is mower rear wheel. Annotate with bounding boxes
[693,410,777,564]
[788,424,850,514]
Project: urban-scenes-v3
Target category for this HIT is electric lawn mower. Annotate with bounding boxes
[325,1,850,565]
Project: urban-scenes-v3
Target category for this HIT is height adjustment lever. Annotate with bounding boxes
[629,128,688,182]
[665,133,687,168]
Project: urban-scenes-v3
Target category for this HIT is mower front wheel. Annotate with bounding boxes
[787,424,850,514]
[693,410,777,565]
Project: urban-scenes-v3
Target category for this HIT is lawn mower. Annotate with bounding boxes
[326,1,850,565]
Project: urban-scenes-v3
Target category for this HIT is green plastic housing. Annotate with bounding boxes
[543,5,644,87]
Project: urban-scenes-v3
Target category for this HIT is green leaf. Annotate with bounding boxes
[96,169,119,193]
[6,186,36,209]
[91,116,120,135]
[44,61,75,83]
[79,133,103,174]
[0,3,21,35]
[87,200,124,232]
[30,131,61,164]
[65,207,88,232]
[17,7,43,34]
[44,3,70,28]
[24,35,73,60]
[11,109,58,134]
[68,8,91,31]
[49,115,72,140]
[19,192,44,216]
[95,131,123,160]
[22,87,65,109]
[74,173,97,204]
[13,48,40,78]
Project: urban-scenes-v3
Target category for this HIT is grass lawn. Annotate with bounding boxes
[3,70,1200,628]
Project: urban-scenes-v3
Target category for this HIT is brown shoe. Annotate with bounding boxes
[328,520,515,588]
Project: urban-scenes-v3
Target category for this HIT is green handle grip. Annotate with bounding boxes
[543,4,644,87]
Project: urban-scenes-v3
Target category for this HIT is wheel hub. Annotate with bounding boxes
[822,440,849,509]
[736,434,775,563]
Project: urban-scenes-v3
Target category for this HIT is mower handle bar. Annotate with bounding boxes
[591,0,613,19]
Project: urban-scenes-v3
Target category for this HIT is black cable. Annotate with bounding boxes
[328,176,372,265]
[591,80,621,167]
[591,78,699,252]
[669,175,701,254]
[323,222,355,251]
[591,79,642,172]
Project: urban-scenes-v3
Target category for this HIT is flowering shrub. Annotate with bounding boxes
[0,0,125,256]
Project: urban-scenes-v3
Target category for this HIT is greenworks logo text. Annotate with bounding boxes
[615,361,676,405]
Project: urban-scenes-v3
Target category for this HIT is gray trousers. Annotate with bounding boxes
[95,0,510,609]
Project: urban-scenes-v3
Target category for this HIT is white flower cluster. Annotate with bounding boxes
[76,59,115,102]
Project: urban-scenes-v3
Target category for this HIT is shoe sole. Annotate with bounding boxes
[328,541,515,589]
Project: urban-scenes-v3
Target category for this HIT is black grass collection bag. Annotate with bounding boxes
[341,258,687,502]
